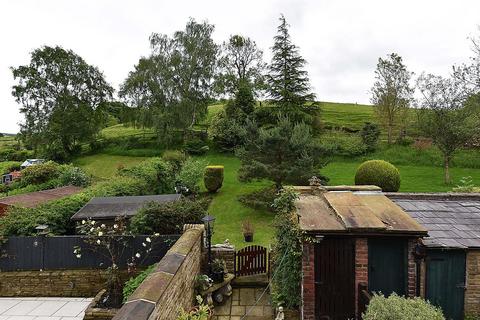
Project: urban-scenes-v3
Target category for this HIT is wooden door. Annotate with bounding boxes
[315,238,355,320]
[235,245,268,276]
[426,250,465,320]
[368,238,407,296]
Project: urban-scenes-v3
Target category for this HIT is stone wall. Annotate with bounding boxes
[113,225,204,320]
[465,250,480,316]
[0,269,130,297]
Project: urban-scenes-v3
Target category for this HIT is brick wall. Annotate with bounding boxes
[465,250,480,316]
[0,269,131,297]
[355,238,368,317]
[406,239,417,297]
[113,225,204,320]
[301,242,315,320]
[209,246,235,274]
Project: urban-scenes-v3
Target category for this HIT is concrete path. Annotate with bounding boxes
[212,287,273,320]
[0,297,92,320]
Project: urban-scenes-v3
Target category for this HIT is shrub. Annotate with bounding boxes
[184,139,209,155]
[162,150,187,172]
[355,160,401,192]
[363,293,445,320]
[58,165,91,187]
[204,166,224,193]
[0,161,21,175]
[238,186,277,212]
[360,122,380,152]
[21,161,60,185]
[208,112,246,152]
[123,263,157,302]
[129,198,209,235]
[118,158,175,194]
[319,131,367,157]
[176,159,207,194]
[452,176,480,193]
[396,136,414,146]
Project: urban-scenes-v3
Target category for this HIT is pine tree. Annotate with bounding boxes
[267,15,317,122]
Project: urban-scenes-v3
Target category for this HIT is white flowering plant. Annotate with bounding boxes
[74,216,160,308]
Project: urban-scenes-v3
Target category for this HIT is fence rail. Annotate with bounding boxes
[0,235,179,272]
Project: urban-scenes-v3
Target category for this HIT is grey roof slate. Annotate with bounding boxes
[71,194,182,221]
[393,197,480,249]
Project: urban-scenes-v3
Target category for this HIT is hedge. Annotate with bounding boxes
[0,158,175,236]
[204,166,224,193]
[355,160,401,192]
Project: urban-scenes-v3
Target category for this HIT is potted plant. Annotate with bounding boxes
[210,259,226,283]
[177,296,213,320]
[242,220,254,242]
[195,274,213,292]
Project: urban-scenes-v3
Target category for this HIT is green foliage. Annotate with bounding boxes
[319,131,367,157]
[361,122,381,152]
[209,111,246,152]
[363,293,445,320]
[271,188,301,308]
[162,150,187,172]
[11,46,113,159]
[184,139,210,155]
[355,160,401,192]
[177,296,211,320]
[59,166,91,187]
[129,198,208,235]
[452,176,480,193]
[21,161,60,185]
[238,117,323,188]
[267,15,317,123]
[176,159,207,194]
[123,264,157,302]
[204,166,224,193]
[0,149,34,162]
[0,161,21,175]
[238,186,277,212]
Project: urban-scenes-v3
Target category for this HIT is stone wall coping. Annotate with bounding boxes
[112,226,204,320]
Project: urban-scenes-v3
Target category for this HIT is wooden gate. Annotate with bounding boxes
[315,237,355,320]
[235,245,268,276]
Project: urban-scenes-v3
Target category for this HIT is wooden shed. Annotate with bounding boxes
[391,193,480,320]
[295,186,427,320]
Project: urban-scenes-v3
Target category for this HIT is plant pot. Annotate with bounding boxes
[244,233,253,242]
[211,271,225,283]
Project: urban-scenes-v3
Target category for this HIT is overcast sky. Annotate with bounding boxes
[1,0,479,133]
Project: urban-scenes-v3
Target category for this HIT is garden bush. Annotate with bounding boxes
[129,198,209,235]
[123,263,157,302]
[176,159,207,194]
[209,112,246,152]
[0,161,21,175]
[118,157,175,194]
[318,131,367,157]
[355,160,401,192]
[162,150,187,173]
[58,166,91,187]
[360,122,380,152]
[204,166,224,193]
[238,186,277,212]
[21,161,60,185]
[184,139,209,155]
[363,293,445,320]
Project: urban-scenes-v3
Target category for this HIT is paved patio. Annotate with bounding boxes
[0,297,92,320]
[212,287,273,320]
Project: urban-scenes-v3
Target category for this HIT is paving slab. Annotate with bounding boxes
[0,298,92,320]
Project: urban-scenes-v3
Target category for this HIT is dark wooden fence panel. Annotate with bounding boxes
[0,235,179,271]
[235,245,268,276]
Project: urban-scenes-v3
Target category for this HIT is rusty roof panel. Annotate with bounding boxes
[296,195,345,232]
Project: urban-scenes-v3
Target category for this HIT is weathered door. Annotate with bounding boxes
[235,245,268,276]
[368,238,407,296]
[426,250,465,320]
[315,238,355,320]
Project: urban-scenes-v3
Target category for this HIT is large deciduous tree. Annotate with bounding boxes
[371,53,414,144]
[416,73,480,184]
[11,46,113,160]
[237,116,323,189]
[267,15,317,123]
[120,18,218,143]
[217,34,266,96]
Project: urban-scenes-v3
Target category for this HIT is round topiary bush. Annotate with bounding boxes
[204,166,224,193]
[354,160,400,192]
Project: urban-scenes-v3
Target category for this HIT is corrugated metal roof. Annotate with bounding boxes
[0,186,83,208]
[392,196,480,249]
[71,194,182,221]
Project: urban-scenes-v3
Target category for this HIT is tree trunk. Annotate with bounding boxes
[387,125,393,144]
[444,155,451,185]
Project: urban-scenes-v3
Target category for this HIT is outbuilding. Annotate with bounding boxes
[70,194,182,224]
[391,193,480,320]
[20,159,45,169]
[295,186,427,320]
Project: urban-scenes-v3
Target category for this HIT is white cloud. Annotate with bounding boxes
[0,0,478,133]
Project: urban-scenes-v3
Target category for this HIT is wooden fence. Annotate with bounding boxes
[0,235,179,271]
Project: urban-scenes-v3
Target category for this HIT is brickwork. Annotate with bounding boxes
[465,250,480,316]
[113,225,204,320]
[355,238,368,318]
[301,242,315,320]
[406,239,417,297]
[84,289,119,320]
[0,269,130,297]
[210,246,235,274]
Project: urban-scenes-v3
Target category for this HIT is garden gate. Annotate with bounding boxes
[235,245,268,276]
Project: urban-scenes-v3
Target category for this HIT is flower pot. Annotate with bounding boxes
[211,271,225,283]
[244,233,253,242]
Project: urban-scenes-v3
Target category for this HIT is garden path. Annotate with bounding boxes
[0,297,92,320]
[212,287,273,320]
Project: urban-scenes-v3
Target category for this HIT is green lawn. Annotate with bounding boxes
[199,153,274,249]
[73,154,148,179]
[323,161,480,192]
[319,101,375,130]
